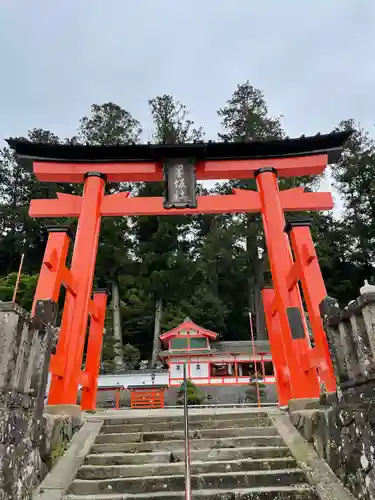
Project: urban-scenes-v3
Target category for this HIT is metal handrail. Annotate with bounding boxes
[183,363,192,500]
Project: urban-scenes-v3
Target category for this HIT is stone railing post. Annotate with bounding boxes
[316,293,375,498]
[320,293,375,388]
[0,300,56,500]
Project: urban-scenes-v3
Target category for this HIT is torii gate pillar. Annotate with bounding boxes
[256,168,320,399]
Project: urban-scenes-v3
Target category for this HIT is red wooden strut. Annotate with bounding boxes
[256,168,320,399]
[81,290,108,410]
[262,288,291,406]
[32,227,72,314]
[286,221,336,392]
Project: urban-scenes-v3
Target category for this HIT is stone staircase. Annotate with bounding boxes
[64,410,319,499]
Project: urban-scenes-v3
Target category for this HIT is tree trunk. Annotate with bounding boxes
[254,285,267,340]
[111,282,124,368]
[246,214,266,340]
[151,298,163,368]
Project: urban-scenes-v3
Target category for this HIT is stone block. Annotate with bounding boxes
[288,398,320,413]
[39,413,82,471]
[290,366,375,498]
[44,404,82,419]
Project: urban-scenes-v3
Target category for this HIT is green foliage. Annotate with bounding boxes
[218,81,284,142]
[149,94,204,144]
[123,343,141,370]
[245,382,266,403]
[100,334,121,373]
[77,102,142,146]
[177,379,204,406]
[0,273,38,311]
[50,442,66,464]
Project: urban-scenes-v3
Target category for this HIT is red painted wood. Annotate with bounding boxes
[130,388,165,409]
[257,170,320,399]
[33,154,328,183]
[29,188,333,218]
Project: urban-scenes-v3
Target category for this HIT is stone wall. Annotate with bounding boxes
[94,383,278,408]
[289,293,375,500]
[0,301,56,500]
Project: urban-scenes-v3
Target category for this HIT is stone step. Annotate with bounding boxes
[96,411,269,426]
[85,445,291,466]
[95,426,279,444]
[100,416,272,434]
[64,485,318,499]
[69,469,306,495]
[77,456,297,480]
[90,435,285,454]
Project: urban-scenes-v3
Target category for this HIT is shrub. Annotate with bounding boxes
[177,379,203,406]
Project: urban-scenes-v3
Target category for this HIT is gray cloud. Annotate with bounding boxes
[0,0,374,144]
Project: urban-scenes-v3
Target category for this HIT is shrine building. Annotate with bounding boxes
[158,318,275,388]
[84,317,276,409]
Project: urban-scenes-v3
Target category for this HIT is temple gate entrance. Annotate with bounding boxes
[8,131,351,407]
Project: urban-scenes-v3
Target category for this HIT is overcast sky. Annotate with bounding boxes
[0,0,374,146]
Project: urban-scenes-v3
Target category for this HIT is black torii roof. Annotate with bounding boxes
[6,131,352,164]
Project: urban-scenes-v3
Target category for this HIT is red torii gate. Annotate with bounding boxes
[8,131,351,408]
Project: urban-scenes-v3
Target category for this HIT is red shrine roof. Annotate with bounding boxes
[160,317,218,346]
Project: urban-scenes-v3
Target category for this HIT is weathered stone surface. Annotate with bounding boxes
[40,413,82,471]
[67,406,359,500]
[290,294,375,500]
[0,302,56,500]
[45,405,81,419]
[0,301,81,500]
[85,444,291,466]
[64,487,320,499]
[288,398,320,413]
[69,469,307,495]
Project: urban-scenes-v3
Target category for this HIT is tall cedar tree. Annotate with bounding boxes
[131,95,229,358]
[0,129,63,276]
[77,102,143,366]
[216,82,285,339]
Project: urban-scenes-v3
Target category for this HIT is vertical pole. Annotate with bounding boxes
[111,282,124,368]
[262,288,291,406]
[183,363,192,500]
[261,355,266,380]
[62,172,105,404]
[286,220,336,392]
[115,388,120,410]
[249,312,261,407]
[255,168,320,399]
[12,253,24,305]
[80,289,108,410]
[151,298,163,368]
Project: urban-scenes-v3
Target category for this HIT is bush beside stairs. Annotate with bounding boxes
[63,410,321,499]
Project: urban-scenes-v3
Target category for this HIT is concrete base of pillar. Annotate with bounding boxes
[44,404,82,419]
[288,398,320,413]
